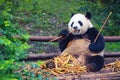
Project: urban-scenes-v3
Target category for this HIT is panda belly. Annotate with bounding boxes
[82,34,104,57]
[61,39,91,65]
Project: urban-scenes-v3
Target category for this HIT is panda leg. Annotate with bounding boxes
[86,55,104,72]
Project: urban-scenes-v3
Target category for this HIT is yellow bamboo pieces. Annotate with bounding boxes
[106,59,120,72]
[43,54,87,76]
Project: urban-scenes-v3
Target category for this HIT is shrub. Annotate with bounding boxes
[0,1,30,79]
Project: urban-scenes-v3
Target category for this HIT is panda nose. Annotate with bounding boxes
[73,26,77,30]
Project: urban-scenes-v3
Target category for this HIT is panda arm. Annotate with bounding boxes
[88,27,105,53]
[58,29,72,52]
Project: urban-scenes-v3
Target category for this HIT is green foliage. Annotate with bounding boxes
[102,0,120,36]
[13,61,57,80]
[0,0,30,79]
[0,15,30,60]
[37,60,44,65]
[0,60,14,71]
[105,42,120,52]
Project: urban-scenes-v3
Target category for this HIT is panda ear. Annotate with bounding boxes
[71,13,74,17]
[85,12,91,19]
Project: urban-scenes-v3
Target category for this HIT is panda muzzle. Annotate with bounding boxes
[73,29,80,33]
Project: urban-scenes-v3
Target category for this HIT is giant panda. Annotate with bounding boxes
[58,12,105,72]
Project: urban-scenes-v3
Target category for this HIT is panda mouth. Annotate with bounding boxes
[73,29,80,33]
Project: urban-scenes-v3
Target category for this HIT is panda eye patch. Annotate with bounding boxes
[78,21,83,26]
[71,22,74,27]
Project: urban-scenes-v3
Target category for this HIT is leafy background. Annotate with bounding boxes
[0,0,120,79]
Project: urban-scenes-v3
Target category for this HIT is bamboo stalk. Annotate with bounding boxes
[50,36,62,42]
[94,12,112,42]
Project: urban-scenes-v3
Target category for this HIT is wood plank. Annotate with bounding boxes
[56,72,120,80]
[14,36,120,42]
[22,52,120,61]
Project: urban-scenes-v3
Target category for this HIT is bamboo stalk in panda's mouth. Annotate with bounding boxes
[50,36,63,42]
[50,30,80,42]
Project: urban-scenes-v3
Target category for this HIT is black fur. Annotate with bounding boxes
[85,12,91,19]
[58,27,105,53]
[58,29,70,52]
[86,55,104,72]
[71,13,74,17]
[88,28,105,53]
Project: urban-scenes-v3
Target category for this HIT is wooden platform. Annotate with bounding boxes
[23,52,120,61]
[22,52,120,80]
[39,54,120,80]
[56,58,120,80]
[57,72,120,80]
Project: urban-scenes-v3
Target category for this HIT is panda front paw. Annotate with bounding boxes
[59,29,69,38]
[89,43,101,53]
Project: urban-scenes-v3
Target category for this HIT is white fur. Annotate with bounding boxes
[68,13,93,35]
[91,50,104,57]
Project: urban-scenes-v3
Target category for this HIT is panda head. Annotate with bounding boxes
[68,12,93,35]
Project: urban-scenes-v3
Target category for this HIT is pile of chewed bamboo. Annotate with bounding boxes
[42,54,87,75]
[105,59,120,72]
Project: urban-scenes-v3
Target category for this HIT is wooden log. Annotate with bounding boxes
[21,52,120,61]
[21,53,60,61]
[13,36,57,42]
[14,36,120,42]
[29,36,57,42]
[104,52,120,58]
[28,36,120,42]
[57,72,120,80]
[104,36,120,42]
